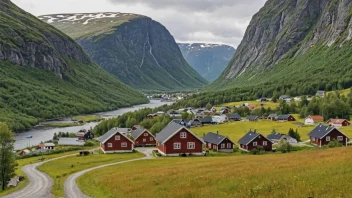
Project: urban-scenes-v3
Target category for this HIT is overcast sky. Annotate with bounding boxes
[12,0,267,47]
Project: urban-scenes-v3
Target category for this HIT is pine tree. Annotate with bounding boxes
[0,123,16,190]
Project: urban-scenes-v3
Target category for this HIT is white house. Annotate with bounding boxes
[212,114,227,124]
[304,115,324,125]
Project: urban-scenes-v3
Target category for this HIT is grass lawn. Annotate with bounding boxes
[41,123,82,128]
[72,115,101,122]
[217,101,280,110]
[0,146,98,196]
[38,151,145,197]
[77,147,352,198]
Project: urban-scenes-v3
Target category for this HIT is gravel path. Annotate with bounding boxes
[64,147,154,198]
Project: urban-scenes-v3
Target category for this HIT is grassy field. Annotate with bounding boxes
[217,100,280,110]
[77,147,352,198]
[40,123,82,128]
[38,151,144,197]
[0,146,99,196]
[72,115,101,122]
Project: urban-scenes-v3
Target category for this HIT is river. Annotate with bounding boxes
[14,100,172,150]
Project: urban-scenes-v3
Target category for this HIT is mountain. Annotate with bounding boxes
[178,43,235,82]
[211,0,352,92]
[0,0,148,131]
[39,13,207,91]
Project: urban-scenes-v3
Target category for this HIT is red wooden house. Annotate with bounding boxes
[99,128,134,153]
[327,119,351,127]
[131,128,156,146]
[156,122,204,156]
[238,131,273,152]
[308,124,349,147]
[277,114,296,121]
[146,114,158,119]
[203,132,234,152]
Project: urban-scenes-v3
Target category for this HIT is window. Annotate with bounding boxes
[143,138,146,142]
[187,142,195,149]
[263,141,267,146]
[253,142,258,146]
[108,143,112,148]
[121,142,127,147]
[337,136,343,141]
[326,136,330,141]
[115,135,120,140]
[227,143,232,148]
[180,132,187,138]
[144,133,148,136]
[221,143,225,148]
[174,143,181,149]
[150,137,154,141]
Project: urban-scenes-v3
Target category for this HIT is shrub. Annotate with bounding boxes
[277,138,293,153]
[250,146,265,155]
[84,140,95,146]
[326,139,343,148]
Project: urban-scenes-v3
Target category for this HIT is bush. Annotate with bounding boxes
[84,140,95,146]
[250,146,265,155]
[325,139,343,148]
[277,138,293,153]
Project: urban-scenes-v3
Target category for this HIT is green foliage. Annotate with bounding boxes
[84,140,96,147]
[277,138,293,153]
[325,139,343,148]
[250,146,265,155]
[0,123,16,190]
[288,128,301,142]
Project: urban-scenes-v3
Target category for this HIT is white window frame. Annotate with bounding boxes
[144,133,148,136]
[180,132,187,138]
[253,142,258,146]
[121,142,127,147]
[115,135,120,140]
[149,137,154,141]
[221,143,225,148]
[187,142,195,149]
[326,136,330,142]
[108,143,113,148]
[227,143,232,148]
[263,141,267,146]
[174,143,181,149]
[337,136,343,141]
[143,138,146,142]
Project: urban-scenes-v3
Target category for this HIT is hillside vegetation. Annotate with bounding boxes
[77,147,352,198]
[40,13,207,91]
[0,2,147,131]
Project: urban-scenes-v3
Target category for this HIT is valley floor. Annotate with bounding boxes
[76,147,352,198]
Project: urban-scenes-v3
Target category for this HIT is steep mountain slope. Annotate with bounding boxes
[211,0,352,91]
[178,43,235,82]
[39,13,207,91]
[0,0,148,131]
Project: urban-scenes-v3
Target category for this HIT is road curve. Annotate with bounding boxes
[2,154,77,198]
[64,148,154,198]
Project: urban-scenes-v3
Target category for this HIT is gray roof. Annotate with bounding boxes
[131,128,154,139]
[58,138,85,146]
[227,113,241,119]
[267,132,283,140]
[308,124,335,139]
[156,122,184,143]
[246,115,259,120]
[203,132,233,145]
[238,131,260,145]
[277,114,293,120]
[268,114,277,118]
[200,117,213,123]
[98,128,132,143]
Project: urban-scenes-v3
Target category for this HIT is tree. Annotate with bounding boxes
[277,138,292,153]
[206,103,212,110]
[0,123,16,191]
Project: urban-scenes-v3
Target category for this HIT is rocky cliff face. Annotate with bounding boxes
[214,0,352,88]
[178,43,235,82]
[40,13,207,91]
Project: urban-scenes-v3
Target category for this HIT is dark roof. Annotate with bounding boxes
[268,114,277,118]
[203,132,233,145]
[246,115,259,120]
[99,128,133,143]
[267,132,284,140]
[238,131,260,145]
[308,124,336,139]
[227,113,241,119]
[156,122,184,143]
[200,117,213,123]
[277,114,293,120]
[131,128,153,139]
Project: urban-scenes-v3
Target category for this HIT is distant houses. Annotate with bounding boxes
[99,128,134,153]
[131,128,156,146]
[246,115,259,121]
[267,132,297,144]
[304,115,324,125]
[315,90,326,97]
[308,124,349,147]
[327,118,351,127]
[277,114,296,122]
[238,131,273,152]
[267,114,277,121]
[227,113,241,121]
[155,122,204,156]
[203,132,234,152]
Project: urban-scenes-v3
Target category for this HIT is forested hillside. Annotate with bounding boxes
[0,1,147,131]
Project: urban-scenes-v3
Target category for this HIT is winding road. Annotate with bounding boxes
[64,147,154,198]
[2,154,77,198]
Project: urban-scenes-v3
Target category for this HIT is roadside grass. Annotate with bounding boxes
[38,152,145,197]
[77,147,352,198]
[0,146,98,196]
[72,115,101,122]
[40,123,82,128]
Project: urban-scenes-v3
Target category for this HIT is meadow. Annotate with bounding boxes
[77,147,352,198]
[72,115,101,122]
[38,151,144,197]
[217,100,280,110]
